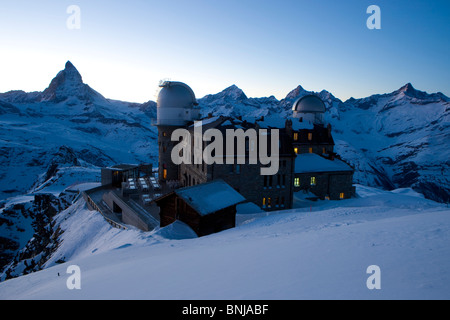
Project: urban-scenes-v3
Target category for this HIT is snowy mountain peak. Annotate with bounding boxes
[200,84,248,104]
[221,84,248,100]
[63,61,82,82]
[399,82,415,92]
[285,85,308,100]
[40,61,103,103]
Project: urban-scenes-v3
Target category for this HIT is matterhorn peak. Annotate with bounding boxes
[40,60,103,103]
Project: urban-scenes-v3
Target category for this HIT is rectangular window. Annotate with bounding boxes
[310,176,316,186]
[308,133,313,141]
[309,147,313,153]
[322,147,326,154]
[163,169,167,179]
[267,197,272,208]
[235,164,240,174]
[340,192,345,199]
[294,177,300,187]
[293,133,298,141]
[294,147,298,154]
[262,197,266,207]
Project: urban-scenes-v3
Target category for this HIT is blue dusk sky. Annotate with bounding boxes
[0,0,449,103]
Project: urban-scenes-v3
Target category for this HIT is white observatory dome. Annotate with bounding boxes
[292,95,326,124]
[157,81,200,126]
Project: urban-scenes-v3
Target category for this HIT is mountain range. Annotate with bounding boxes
[0,61,449,204]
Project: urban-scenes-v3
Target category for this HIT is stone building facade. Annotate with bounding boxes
[156,82,355,211]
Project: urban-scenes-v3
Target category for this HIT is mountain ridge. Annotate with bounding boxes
[0,61,448,203]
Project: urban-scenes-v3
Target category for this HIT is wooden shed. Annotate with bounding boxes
[154,179,246,237]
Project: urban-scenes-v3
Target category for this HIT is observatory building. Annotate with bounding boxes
[87,82,355,235]
[292,94,326,125]
[155,81,354,210]
[156,81,200,182]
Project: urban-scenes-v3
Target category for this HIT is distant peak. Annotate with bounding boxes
[41,60,87,102]
[285,85,308,100]
[62,60,82,82]
[399,82,415,93]
[65,60,75,69]
[221,84,247,100]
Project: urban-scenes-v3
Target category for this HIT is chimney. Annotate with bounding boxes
[285,119,293,136]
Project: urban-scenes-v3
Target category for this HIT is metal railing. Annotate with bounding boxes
[82,191,128,230]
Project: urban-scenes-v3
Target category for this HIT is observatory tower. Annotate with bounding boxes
[292,95,326,125]
[156,81,200,183]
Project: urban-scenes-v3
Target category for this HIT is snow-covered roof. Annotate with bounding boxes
[256,115,314,130]
[294,153,353,174]
[175,179,246,216]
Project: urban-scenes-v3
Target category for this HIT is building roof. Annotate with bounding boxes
[256,115,314,130]
[292,95,326,113]
[175,179,246,216]
[107,164,139,171]
[294,153,353,174]
[157,81,198,109]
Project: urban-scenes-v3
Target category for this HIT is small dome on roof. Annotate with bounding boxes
[157,81,198,109]
[292,95,326,113]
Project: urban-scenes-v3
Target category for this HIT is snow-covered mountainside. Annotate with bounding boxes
[0,61,449,288]
[0,61,158,201]
[1,61,448,203]
[0,185,449,299]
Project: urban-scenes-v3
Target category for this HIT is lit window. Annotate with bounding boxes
[163,169,167,179]
[308,133,313,141]
[294,177,300,187]
[294,147,298,154]
[340,192,345,199]
[322,147,326,154]
[309,147,313,153]
[267,197,272,208]
[310,177,316,186]
[262,197,266,207]
[163,132,167,137]
[293,133,298,141]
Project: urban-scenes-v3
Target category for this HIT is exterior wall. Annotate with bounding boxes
[103,191,153,231]
[198,207,236,236]
[293,144,334,155]
[157,125,180,183]
[179,161,208,187]
[208,156,294,211]
[293,171,354,200]
[157,194,236,237]
[290,125,335,156]
[158,194,178,227]
[101,168,113,186]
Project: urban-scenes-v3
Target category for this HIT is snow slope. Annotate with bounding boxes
[0,186,449,300]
